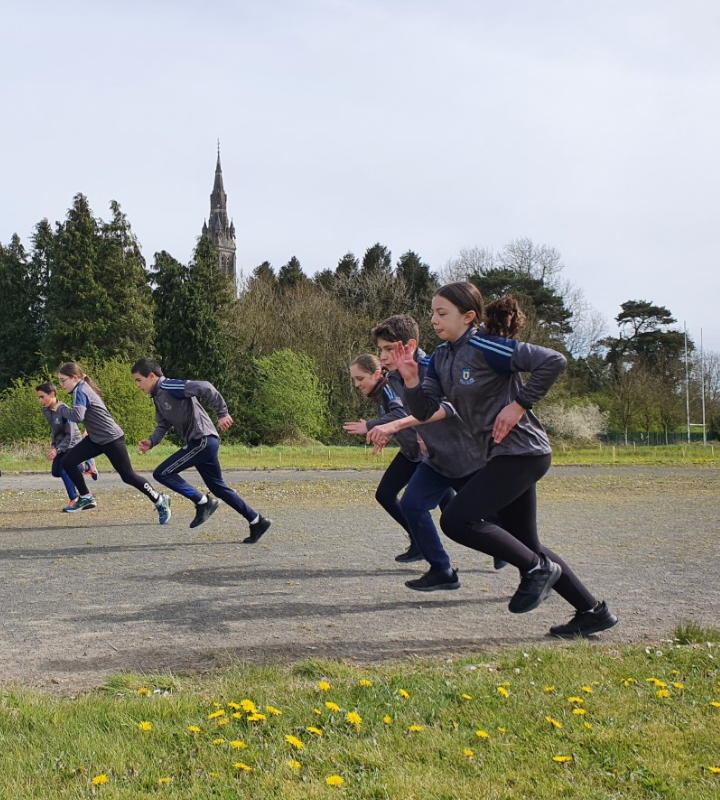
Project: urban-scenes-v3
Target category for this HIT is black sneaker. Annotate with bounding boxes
[493,557,508,570]
[190,496,219,529]
[243,516,271,544]
[549,601,619,639]
[508,555,561,614]
[405,568,460,592]
[395,545,424,563]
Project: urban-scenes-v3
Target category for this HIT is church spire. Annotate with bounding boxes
[202,142,236,286]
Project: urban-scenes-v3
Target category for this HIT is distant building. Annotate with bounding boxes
[201,145,236,286]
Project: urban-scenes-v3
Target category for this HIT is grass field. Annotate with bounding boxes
[1,629,719,799]
[1,441,719,473]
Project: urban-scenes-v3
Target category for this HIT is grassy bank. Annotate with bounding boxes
[1,442,719,473]
[1,631,720,799]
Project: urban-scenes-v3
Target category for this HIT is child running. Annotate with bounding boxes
[131,357,271,542]
[36,381,83,511]
[394,282,618,638]
[57,362,171,522]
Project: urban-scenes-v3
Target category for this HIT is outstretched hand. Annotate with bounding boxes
[391,341,420,386]
[343,420,368,436]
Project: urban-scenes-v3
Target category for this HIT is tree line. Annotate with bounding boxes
[1,193,717,445]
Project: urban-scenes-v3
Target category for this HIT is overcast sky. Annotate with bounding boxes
[2,0,718,350]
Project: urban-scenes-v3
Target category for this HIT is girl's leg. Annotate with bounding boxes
[60,438,103,496]
[102,438,161,503]
[375,452,418,535]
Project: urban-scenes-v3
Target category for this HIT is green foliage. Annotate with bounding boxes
[0,378,54,445]
[255,350,328,443]
[277,255,308,291]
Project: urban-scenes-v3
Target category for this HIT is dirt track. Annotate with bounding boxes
[1,466,718,692]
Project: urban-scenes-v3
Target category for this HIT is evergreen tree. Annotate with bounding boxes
[251,261,278,289]
[336,252,359,278]
[0,234,43,388]
[361,243,392,275]
[152,250,192,376]
[396,250,437,305]
[313,268,336,291]
[277,255,308,291]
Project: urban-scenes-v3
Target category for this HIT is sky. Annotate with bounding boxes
[2,0,718,351]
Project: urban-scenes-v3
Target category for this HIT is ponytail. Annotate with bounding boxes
[484,296,526,339]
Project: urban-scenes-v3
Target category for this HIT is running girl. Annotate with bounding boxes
[57,362,171,522]
[393,282,618,637]
[36,381,83,511]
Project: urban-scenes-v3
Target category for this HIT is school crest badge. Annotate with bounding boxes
[459,368,474,385]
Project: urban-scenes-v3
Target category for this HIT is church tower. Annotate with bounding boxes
[201,144,237,285]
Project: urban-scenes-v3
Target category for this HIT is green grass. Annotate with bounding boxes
[1,636,720,799]
[1,441,719,473]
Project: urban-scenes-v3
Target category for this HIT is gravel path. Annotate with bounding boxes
[1,466,718,691]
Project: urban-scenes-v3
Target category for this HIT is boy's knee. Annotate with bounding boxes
[152,467,165,484]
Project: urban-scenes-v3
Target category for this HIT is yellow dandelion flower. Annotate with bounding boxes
[346,711,362,728]
[216,718,229,726]
[326,775,344,786]
[208,772,219,778]
[553,755,572,763]
[383,715,393,725]
[359,679,373,687]
[545,716,563,729]
[475,729,490,739]
[313,708,322,716]
[399,689,410,699]
[325,702,341,712]
[573,708,587,715]
[230,740,247,749]
[407,725,425,732]
[138,721,153,731]
[622,679,635,687]
[593,681,600,686]
[306,726,323,736]
[497,686,509,697]
[452,721,459,729]
[581,686,593,694]
[288,759,302,770]
[711,701,720,708]
[157,777,171,785]
[207,710,225,720]
[499,681,511,687]
[233,762,252,771]
[463,748,474,758]
[212,702,223,708]
[247,713,266,722]
[187,726,201,733]
[584,722,593,730]
[568,697,584,704]
[265,706,282,715]
[646,678,666,688]
[286,734,304,749]
[240,700,258,713]
[317,681,331,691]
[498,727,507,733]
[707,766,720,774]
[232,712,243,719]
[91,774,108,786]
[227,702,241,710]
[137,688,152,696]
[543,686,555,693]
[212,738,225,745]
[673,683,685,690]
[461,694,473,700]
[657,689,670,698]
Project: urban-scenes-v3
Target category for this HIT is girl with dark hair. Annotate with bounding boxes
[392,282,617,638]
[57,362,171,523]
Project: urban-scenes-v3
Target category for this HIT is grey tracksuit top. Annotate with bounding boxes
[43,403,82,452]
[60,381,124,445]
[147,379,229,448]
[365,373,422,462]
[405,327,567,460]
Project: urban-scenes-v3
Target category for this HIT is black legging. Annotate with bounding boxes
[440,454,596,610]
[376,451,454,538]
[60,435,160,503]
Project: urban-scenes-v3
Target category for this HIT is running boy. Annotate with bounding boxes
[36,381,83,511]
[131,358,271,542]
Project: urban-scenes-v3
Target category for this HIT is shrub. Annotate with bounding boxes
[0,378,54,444]
[255,350,328,444]
[539,400,608,442]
